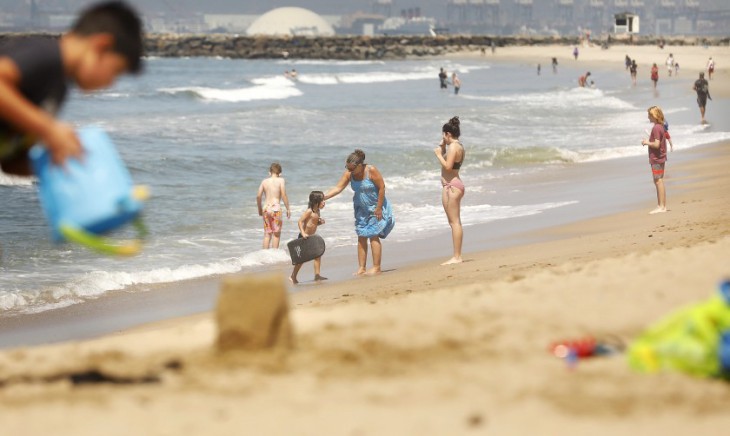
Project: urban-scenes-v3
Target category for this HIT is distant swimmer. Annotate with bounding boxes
[578,71,591,87]
[451,72,461,95]
[630,59,638,86]
[289,68,298,80]
[439,67,448,89]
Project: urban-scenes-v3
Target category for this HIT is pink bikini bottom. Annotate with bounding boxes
[442,178,465,193]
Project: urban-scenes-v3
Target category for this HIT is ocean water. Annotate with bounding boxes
[1,56,729,315]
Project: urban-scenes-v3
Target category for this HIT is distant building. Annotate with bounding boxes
[614,12,640,33]
[247,7,336,37]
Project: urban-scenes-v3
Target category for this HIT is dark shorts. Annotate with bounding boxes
[697,94,707,108]
[651,163,665,180]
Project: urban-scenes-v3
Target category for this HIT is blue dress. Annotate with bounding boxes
[350,167,395,239]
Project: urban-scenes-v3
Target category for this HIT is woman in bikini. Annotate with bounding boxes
[434,116,465,265]
[325,149,395,276]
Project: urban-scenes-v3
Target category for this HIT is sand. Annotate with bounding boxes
[1,45,729,435]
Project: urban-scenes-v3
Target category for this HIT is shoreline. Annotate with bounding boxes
[1,47,729,434]
[0,140,728,434]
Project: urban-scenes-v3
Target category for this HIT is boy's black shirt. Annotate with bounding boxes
[0,37,68,162]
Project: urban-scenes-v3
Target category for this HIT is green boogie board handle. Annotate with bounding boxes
[60,218,147,257]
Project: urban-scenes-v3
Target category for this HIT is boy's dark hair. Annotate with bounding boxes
[308,191,324,211]
[71,1,144,73]
[270,162,282,175]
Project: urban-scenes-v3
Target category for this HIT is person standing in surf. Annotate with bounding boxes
[641,106,669,215]
[434,116,465,265]
[256,162,290,249]
[324,149,395,276]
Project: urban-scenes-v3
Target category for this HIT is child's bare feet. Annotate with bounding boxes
[440,257,463,266]
[314,275,328,282]
[649,206,667,215]
[366,267,382,275]
[353,268,367,276]
[289,276,299,284]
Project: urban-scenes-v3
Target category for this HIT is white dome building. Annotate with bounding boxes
[246,7,335,37]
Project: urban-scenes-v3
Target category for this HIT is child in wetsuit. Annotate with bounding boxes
[290,191,326,284]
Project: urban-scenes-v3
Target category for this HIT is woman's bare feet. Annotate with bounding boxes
[366,267,382,275]
[289,276,299,285]
[441,257,463,266]
[353,268,367,276]
[649,206,667,215]
[314,275,328,282]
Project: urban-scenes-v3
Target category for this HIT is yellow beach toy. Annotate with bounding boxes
[628,280,730,378]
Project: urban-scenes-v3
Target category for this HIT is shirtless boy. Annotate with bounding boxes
[290,191,326,284]
[256,162,290,249]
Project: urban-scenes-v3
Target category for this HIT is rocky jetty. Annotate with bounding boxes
[2,33,728,60]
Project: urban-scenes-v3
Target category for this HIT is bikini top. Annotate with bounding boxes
[444,145,465,170]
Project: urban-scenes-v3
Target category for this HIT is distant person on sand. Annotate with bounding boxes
[641,106,670,215]
[578,71,591,87]
[325,149,395,276]
[707,57,715,80]
[665,53,674,77]
[434,116,465,265]
[452,72,461,95]
[692,72,711,125]
[573,46,579,60]
[290,191,327,284]
[630,59,638,86]
[257,162,291,249]
[650,63,659,89]
[439,67,448,89]
[0,1,144,176]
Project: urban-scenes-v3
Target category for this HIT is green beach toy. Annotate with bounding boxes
[628,280,730,378]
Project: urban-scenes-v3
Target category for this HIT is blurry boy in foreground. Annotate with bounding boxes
[0,1,143,176]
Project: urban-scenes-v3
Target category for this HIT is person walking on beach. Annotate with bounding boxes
[290,191,327,284]
[707,57,715,80]
[324,149,395,276]
[257,162,291,249]
[439,67,448,90]
[573,46,579,60]
[650,63,659,89]
[665,53,674,77]
[434,116,465,265]
[692,72,711,125]
[630,59,638,86]
[641,106,669,215]
[452,72,461,95]
[0,1,144,176]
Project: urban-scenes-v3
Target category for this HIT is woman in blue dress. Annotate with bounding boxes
[325,149,395,276]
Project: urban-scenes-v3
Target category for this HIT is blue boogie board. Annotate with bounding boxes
[287,234,326,265]
[30,126,148,256]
